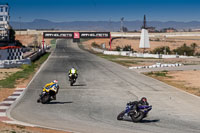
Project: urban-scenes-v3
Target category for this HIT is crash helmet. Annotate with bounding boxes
[71,67,76,73]
[141,97,147,102]
[53,80,58,84]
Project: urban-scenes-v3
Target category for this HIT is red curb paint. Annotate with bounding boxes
[11,94,20,96]
[4,98,16,101]
[0,103,11,106]
[0,116,11,121]
[0,109,6,112]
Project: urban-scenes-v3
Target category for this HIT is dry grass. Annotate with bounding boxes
[145,70,200,96]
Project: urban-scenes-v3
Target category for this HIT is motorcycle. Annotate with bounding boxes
[69,73,77,86]
[37,85,59,104]
[117,103,152,122]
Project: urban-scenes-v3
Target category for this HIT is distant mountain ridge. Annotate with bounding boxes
[10,19,200,31]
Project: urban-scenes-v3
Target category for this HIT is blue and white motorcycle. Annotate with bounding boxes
[117,103,152,122]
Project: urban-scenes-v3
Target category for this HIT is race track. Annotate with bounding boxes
[10,40,200,133]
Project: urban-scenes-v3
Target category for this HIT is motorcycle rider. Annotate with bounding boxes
[68,67,78,81]
[41,80,59,100]
[127,97,149,114]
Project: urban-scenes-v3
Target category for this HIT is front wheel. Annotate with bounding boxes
[131,111,145,122]
[117,111,125,120]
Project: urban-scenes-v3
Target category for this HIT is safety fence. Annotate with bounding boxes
[91,47,195,59]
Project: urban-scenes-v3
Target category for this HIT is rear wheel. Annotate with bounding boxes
[70,80,73,86]
[131,111,144,122]
[41,94,50,104]
[117,111,125,120]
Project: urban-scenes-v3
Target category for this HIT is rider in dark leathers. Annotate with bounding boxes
[127,97,149,113]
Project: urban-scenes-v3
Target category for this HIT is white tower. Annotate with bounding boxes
[139,15,150,52]
[139,29,150,49]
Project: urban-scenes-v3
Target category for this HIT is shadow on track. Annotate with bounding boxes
[122,118,160,123]
[47,101,73,104]
[72,84,86,86]
[140,119,160,123]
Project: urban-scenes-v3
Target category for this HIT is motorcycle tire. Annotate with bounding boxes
[70,81,73,86]
[131,111,144,122]
[41,94,50,104]
[117,111,125,120]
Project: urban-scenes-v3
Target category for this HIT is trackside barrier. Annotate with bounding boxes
[0,59,31,68]
[29,49,46,61]
[129,63,182,69]
[91,47,196,59]
[0,49,46,68]
[91,47,104,53]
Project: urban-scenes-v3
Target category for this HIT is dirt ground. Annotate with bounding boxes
[166,70,200,96]
[16,35,52,47]
[0,122,70,133]
[146,70,200,96]
[0,68,22,80]
[82,36,200,53]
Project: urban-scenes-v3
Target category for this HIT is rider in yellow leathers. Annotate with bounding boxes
[42,80,59,100]
[68,67,78,80]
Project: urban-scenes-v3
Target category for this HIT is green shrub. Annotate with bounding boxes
[115,46,121,51]
[154,72,167,77]
[122,45,133,51]
[152,46,171,54]
[173,43,194,56]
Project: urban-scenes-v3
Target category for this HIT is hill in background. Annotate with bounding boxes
[10,19,200,31]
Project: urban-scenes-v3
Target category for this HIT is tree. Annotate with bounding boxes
[152,46,171,54]
[173,43,194,56]
[190,43,197,50]
[115,46,121,51]
[9,27,15,43]
[123,45,133,51]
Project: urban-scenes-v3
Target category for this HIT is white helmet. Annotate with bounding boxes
[53,80,58,84]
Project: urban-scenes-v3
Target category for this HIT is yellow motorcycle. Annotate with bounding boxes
[37,85,59,104]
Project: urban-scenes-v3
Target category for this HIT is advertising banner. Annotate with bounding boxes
[43,32,73,38]
[80,32,110,38]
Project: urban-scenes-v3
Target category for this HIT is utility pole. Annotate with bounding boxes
[109,17,112,32]
[120,17,124,32]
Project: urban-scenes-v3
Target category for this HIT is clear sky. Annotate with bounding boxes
[1,0,200,22]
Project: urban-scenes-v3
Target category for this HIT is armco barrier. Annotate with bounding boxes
[91,47,196,59]
[103,51,120,55]
[0,59,31,68]
[29,49,46,61]
[0,49,46,68]
[129,63,182,69]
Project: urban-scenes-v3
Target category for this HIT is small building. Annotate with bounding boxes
[0,3,10,41]
[161,27,177,33]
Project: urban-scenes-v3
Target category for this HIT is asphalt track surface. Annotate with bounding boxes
[10,40,200,133]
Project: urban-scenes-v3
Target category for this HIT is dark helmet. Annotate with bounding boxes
[141,97,147,102]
